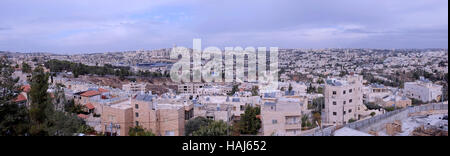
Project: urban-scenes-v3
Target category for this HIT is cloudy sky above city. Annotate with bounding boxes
[0,0,448,53]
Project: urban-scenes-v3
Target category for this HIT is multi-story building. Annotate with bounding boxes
[261,97,303,136]
[101,100,134,136]
[363,83,391,104]
[195,96,261,122]
[122,82,146,94]
[178,83,205,95]
[322,74,364,125]
[404,77,443,102]
[131,93,193,136]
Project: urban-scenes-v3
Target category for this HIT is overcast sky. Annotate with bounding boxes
[0,0,448,54]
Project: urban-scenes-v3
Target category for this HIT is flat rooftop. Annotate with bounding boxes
[109,100,131,110]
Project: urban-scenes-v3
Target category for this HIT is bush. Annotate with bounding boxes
[185,117,210,136]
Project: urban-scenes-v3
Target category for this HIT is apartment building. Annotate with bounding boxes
[196,85,233,96]
[323,75,364,125]
[178,83,205,95]
[131,93,193,136]
[101,100,134,136]
[195,96,261,122]
[363,83,391,104]
[404,77,443,102]
[261,97,303,136]
[123,82,146,94]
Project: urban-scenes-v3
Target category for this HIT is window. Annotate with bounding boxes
[349,99,353,103]
[343,101,346,105]
[332,91,337,95]
[343,111,346,115]
[343,90,346,94]
[272,120,278,124]
[349,89,353,93]
[135,104,139,109]
[135,112,139,118]
[333,112,337,116]
[240,105,245,111]
[349,109,352,113]
[333,101,337,105]
[135,121,139,126]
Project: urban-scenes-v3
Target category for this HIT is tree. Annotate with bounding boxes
[228,84,239,96]
[317,78,325,84]
[128,126,156,136]
[312,112,322,127]
[251,86,259,96]
[21,62,31,73]
[301,115,312,129]
[78,124,96,135]
[370,112,376,117]
[185,117,210,136]
[317,87,324,94]
[307,84,316,94]
[192,120,231,136]
[29,66,52,136]
[348,118,357,123]
[0,103,30,136]
[46,111,84,136]
[310,97,324,112]
[0,57,30,136]
[239,106,261,135]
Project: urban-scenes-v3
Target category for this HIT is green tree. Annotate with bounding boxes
[46,111,84,136]
[309,97,324,112]
[0,57,30,136]
[239,106,261,135]
[185,117,210,136]
[251,86,259,96]
[192,120,231,136]
[301,115,311,129]
[28,66,52,135]
[0,103,30,136]
[128,126,156,136]
[228,84,239,96]
[348,118,357,123]
[22,62,32,73]
[317,78,325,84]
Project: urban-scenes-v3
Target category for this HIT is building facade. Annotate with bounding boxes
[323,75,364,125]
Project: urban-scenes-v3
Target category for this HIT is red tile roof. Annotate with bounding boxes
[14,94,27,102]
[86,103,95,110]
[21,85,31,93]
[80,90,101,97]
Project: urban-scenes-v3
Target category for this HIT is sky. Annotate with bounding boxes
[0,0,448,54]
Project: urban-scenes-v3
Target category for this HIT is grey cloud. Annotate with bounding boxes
[0,0,447,53]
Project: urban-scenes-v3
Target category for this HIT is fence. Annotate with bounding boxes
[346,103,448,131]
[301,103,448,136]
